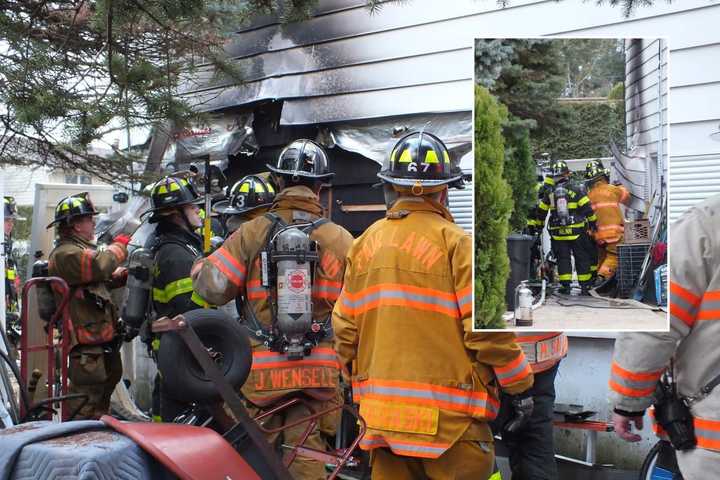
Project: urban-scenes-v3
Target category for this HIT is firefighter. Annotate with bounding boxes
[145,176,207,422]
[213,173,276,235]
[492,332,568,479]
[197,206,226,239]
[529,160,598,295]
[192,139,353,480]
[584,159,630,284]
[609,195,720,479]
[4,196,23,345]
[332,131,534,480]
[47,192,129,419]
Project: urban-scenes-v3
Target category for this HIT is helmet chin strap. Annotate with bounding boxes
[177,206,196,233]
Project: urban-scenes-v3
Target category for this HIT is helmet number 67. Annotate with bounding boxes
[408,163,430,172]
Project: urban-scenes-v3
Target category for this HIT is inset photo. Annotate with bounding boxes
[474,38,667,331]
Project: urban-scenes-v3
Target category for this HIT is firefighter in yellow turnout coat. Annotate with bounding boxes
[47,192,129,419]
[333,132,534,480]
[584,160,630,282]
[192,140,353,480]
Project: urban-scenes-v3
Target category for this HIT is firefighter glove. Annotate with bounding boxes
[503,394,534,435]
[113,234,131,246]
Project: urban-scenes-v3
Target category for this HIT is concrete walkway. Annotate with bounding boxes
[506,294,667,331]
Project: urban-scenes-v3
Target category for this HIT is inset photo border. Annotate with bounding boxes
[473,37,668,332]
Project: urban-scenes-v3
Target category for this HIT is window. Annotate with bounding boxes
[65,174,92,185]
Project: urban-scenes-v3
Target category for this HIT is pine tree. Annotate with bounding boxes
[474,85,511,329]
[503,121,536,232]
[0,0,357,184]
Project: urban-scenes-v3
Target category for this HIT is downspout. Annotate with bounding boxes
[655,40,664,225]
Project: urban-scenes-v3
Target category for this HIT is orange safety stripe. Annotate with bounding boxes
[608,362,662,398]
[493,352,533,386]
[648,408,669,438]
[591,202,621,211]
[359,435,451,458]
[246,279,268,300]
[650,409,720,451]
[107,243,127,264]
[514,332,561,343]
[207,247,246,287]
[251,347,340,370]
[596,224,624,232]
[619,188,630,204]
[312,278,343,300]
[455,285,472,316]
[352,378,499,418]
[670,282,701,326]
[696,290,720,322]
[80,249,94,283]
[338,283,460,318]
[695,417,720,451]
[671,282,701,306]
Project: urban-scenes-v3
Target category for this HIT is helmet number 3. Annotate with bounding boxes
[236,195,246,208]
[408,163,431,172]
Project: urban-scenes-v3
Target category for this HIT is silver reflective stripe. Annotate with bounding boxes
[360,437,448,455]
[353,383,494,413]
[340,289,456,310]
[213,249,246,283]
[252,352,337,365]
[610,372,657,393]
[495,358,530,384]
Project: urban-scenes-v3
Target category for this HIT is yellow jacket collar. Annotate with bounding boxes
[271,185,324,216]
[388,196,455,223]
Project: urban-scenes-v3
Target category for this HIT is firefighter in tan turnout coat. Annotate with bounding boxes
[47,192,129,419]
[192,139,353,480]
[609,194,720,479]
[332,132,534,480]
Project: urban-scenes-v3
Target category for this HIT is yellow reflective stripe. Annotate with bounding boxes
[553,235,580,241]
[558,273,573,280]
[549,222,585,229]
[578,196,590,207]
[443,150,450,164]
[239,182,250,193]
[425,150,439,164]
[169,182,180,192]
[398,149,412,163]
[590,265,598,272]
[577,273,593,281]
[527,219,543,226]
[539,201,550,211]
[156,184,168,194]
[587,214,598,222]
[567,202,578,209]
[544,177,555,186]
[152,338,160,351]
[191,291,209,308]
[489,473,503,480]
[152,415,162,422]
[6,269,16,280]
[153,277,194,303]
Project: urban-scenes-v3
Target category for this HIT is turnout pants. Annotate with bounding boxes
[552,233,595,289]
[491,363,560,480]
[244,396,338,480]
[370,425,494,480]
[597,241,619,280]
[67,344,123,420]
